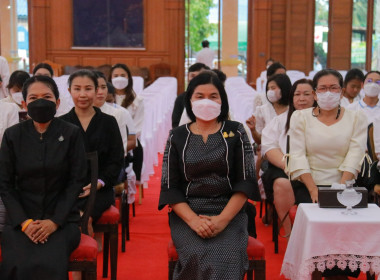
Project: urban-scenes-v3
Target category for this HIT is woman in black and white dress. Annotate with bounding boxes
[159,71,259,280]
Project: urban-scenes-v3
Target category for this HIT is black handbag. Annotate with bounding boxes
[356,124,380,191]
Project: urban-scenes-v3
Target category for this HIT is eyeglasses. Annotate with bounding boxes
[315,85,341,93]
[366,79,380,85]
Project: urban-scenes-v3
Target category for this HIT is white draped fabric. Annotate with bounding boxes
[139,77,177,183]
[132,76,144,95]
[53,75,74,116]
[225,77,257,126]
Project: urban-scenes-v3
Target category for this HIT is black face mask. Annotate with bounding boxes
[27,99,56,123]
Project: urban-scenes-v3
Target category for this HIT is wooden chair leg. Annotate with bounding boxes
[311,269,322,280]
[126,202,130,241]
[121,195,126,252]
[253,259,266,280]
[110,224,118,280]
[272,208,278,254]
[138,184,143,204]
[168,260,176,280]
[83,271,97,280]
[367,271,376,280]
[102,232,110,278]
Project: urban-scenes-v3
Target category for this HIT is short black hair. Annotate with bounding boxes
[312,68,343,90]
[344,68,364,86]
[364,70,380,80]
[266,74,292,106]
[22,75,60,101]
[184,71,229,123]
[201,40,210,48]
[188,63,209,73]
[7,70,30,90]
[33,63,54,77]
[211,69,227,84]
[267,62,286,79]
[68,69,98,89]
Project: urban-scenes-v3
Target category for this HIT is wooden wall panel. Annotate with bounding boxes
[247,0,272,84]
[270,0,286,64]
[327,0,353,70]
[82,57,108,67]
[29,0,185,92]
[110,58,137,66]
[285,0,314,74]
[138,58,164,67]
[53,56,79,66]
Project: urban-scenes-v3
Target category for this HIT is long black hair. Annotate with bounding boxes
[110,63,135,108]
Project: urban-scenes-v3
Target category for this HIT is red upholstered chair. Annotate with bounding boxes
[168,236,266,280]
[93,205,120,280]
[68,234,98,279]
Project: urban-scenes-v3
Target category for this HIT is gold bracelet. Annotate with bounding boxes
[21,219,33,232]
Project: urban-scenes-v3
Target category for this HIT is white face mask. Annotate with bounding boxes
[364,83,380,97]
[267,89,281,103]
[112,77,129,90]
[316,91,341,110]
[11,92,24,105]
[191,99,221,121]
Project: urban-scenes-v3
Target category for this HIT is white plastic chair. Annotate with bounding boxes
[132,76,144,95]
[286,70,306,84]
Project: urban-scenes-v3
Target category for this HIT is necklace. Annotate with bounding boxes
[312,105,341,120]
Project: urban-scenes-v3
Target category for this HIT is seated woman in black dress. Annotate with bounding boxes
[158,71,259,280]
[0,75,87,279]
[60,70,124,233]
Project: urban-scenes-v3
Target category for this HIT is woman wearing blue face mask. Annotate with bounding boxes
[288,69,367,278]
[347,71,380,124]
[158,71,260,280]
[0,76,87,279]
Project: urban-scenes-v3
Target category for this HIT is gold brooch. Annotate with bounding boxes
[223,132,229,138]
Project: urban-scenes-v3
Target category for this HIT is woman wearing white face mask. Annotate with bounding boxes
[0,70,30,111]
[347,71,380,124]
[246,73,291,145]
[288,69,367,279]
[110,63,145,184]
[159,71,260,280]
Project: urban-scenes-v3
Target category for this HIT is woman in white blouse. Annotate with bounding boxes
[110,63,145,183]
[246,73,291,144]
[110,63,144,139]
[289,69,367,202]
[289,69,367,278]
[261,79,315,237]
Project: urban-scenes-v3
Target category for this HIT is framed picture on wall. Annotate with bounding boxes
[72,0,144,49]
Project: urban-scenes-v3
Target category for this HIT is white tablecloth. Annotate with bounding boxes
[281,203,380,280]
